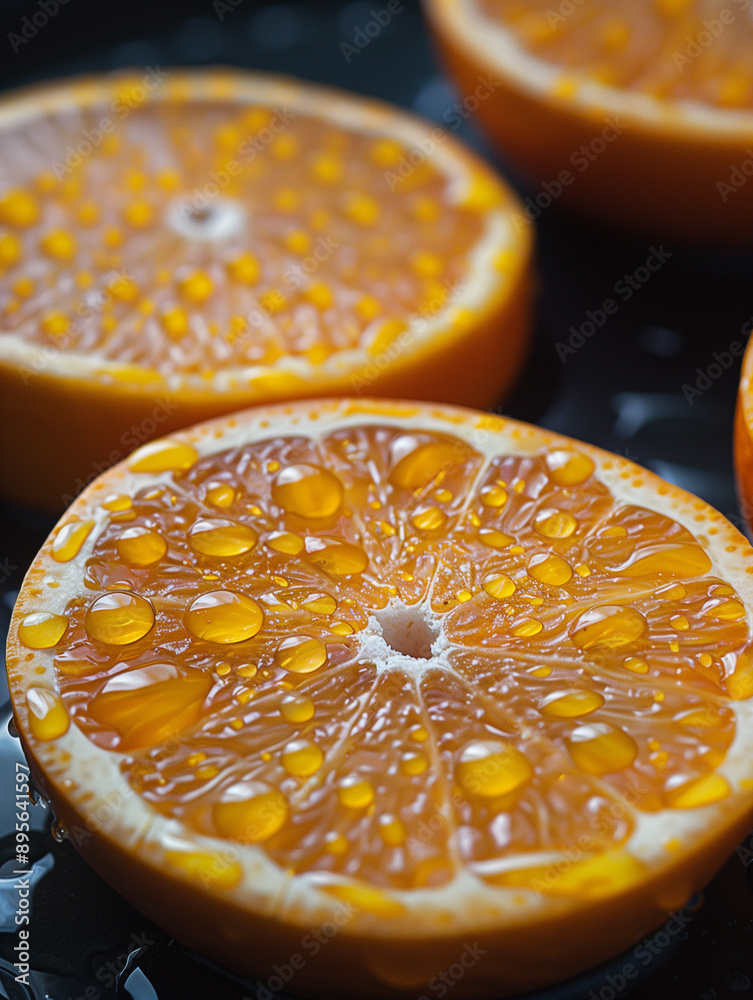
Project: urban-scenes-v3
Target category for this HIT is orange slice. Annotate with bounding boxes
[0,70,533,511]
[734,334,753,535]
[8,397,753,998]
[423,0,753,244]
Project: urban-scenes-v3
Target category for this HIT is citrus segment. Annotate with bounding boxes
[7,398,753,998]
[0,70,533,509]
[423,0,753,243]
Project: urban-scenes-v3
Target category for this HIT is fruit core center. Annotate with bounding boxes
[166,196,246,241]
[374,604,440,660]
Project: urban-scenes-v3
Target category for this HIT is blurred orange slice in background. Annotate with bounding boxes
[0,70,533,511]
[7,397,753,998]
[422,0,753,244]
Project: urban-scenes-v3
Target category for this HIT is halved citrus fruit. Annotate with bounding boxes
[8,397,753,998]
[422,0,753,244]
[0,70,533,512]
[734,334,753,536]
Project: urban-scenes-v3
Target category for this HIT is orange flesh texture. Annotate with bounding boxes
[482,1,753,105]
[20,424,753,895]
[0,103,482,372]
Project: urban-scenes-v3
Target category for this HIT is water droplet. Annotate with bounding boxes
[17,611,67,649]
[546,449,595,486]
[534,509,578,539]
[276,635,327,674]
[281,739,324,777]
[272,464,344,518]
[280,693,316,723]
[455,740,533,798]
[483,574,516,599]
[26,687,69,741]
[116,527,167,566]
[527,552,572,586]
[51,519,95,562]
[189,518,257,557]
[568,723,638,775]
[85,591,155,645]
[338,774,375,809]
[571,605,647,650]
[541,690,604,718]
[184,590,263,643]
[212,781,288,842]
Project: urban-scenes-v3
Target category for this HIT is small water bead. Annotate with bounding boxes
[541,690,604,718]
[483,574,516,599]
[512,618,543,637]
[338,774,375,809]
[184,591,263,644]
[212,781,289,842]
[18,611,67,649]
[307,540,368,576]
[276,635,327,674]
[205,483,236,507]
[570,605,647,650]
[455,740,533,798]
[623,656,650,675]
[410,724,428,742]
[400,750,428,775]
[302,593,337,615]
[128,439,198,474]
[116,527,167,566]
[189,518,258,557]
[272,464,344,518]
[670,614,690,631]
[85,592,155,644]
[568,723,638,775]
[389,440,462,491]
[88,663,212,750]
[527,553,572,586]
[51,519,95,562]
[411,506,447,531]
[480,484,508,508]
[267,531,304,555]
[26,687,69,741]
[546,449,595,486]
[102,494,132,512]
[280,693,316,723]
[281,739,324,777]
[479,528,513,549]
[664,773,731,809]
[534,509,578,539]
[704,598,745,621]
[656,582,686,601]
[325,831,349,855]
[379,814,408,847]
[237,664,258,678]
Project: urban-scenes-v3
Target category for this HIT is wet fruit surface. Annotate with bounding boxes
[20,418,752,893]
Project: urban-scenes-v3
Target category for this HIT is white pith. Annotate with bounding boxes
[7,398,753,941]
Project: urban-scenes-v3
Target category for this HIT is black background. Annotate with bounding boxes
[0,1,752,997]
